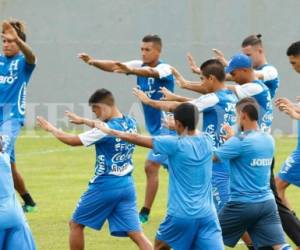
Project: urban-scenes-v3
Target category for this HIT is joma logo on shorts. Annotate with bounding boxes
[250,158,272,167]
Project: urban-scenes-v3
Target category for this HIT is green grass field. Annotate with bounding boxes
[16,131,300,250]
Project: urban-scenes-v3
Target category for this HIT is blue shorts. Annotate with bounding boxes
[278,150,300,187]
[0,195,36,250]
[212,162,230,212]
[156,214,224,250]
[218,199,286,248]
[147,149,169,168]
[72,183,141,237]
[0,119,22,164]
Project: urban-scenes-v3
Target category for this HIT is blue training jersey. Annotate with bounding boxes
[190,89,237,148]
[153,133,216,218]
[0,53,36,125]
[0,135,14,199]
[125,60,174,135]
[78,115,137,189]
[235,80,273,132]
[215,130,275,203]
[255,64,279,99]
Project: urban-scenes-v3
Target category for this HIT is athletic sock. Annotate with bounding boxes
[21,193,36,206]
[139,207,150,215]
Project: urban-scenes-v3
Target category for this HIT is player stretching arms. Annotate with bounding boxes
[37,89,152,250]
[215,97,291,250]
[78,34,174,223]
[0,20,37,212]
[95,102,224,250]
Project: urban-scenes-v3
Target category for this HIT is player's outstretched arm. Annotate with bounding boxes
[171,66,209,94]
[94,121,153,149]
[2,21,36,64]
[275,98,300,119]
[133,87,180,112]
[36,116,83,146]
[65,111,96,128]
[77,53,121,72]
[160,87,191,102]
[114,62,161,78]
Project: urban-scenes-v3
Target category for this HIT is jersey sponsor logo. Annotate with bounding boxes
[250,158,272,167]
[0,74,18,84]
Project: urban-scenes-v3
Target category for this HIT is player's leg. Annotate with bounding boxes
[69,221,85,250]
[192,214,224,250]
[108,184,152,249]
[275,177,291,209]
[247,199,289,250]
[269,158,300,247]
[127,231,153,250]
[140,159,160,223]
[276,151,300,210]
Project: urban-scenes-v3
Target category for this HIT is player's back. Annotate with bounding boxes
[153,133,215,218]
[229,130,274,203]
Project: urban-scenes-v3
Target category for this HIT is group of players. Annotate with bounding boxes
[1,19,300,250]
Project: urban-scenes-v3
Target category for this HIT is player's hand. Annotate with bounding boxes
[78,53,93,64]
[1,21,19,42]
[187,52,201,74]
[94,121,111,134]
[163,115,176,130]
[65,111,84,125]
[222,124,235,141]
[36,116,57,133]
[132,87,150,104]
[114,62,132,74]
[274,97,293,109]
[160,87,177,101]
[277,104,300,119]
[171,66,186,88]
[212,48,228,66]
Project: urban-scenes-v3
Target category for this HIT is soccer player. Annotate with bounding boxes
[94,102,224,250]
[0,20,37,212]
[0,135,36,250]
[215,97,291,250]
[274,41,300,249]
[78,34,174,223]
[37,89,152,250]
[134,59,237,211]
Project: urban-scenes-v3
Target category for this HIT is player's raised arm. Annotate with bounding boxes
[133,87,180,112]
[37,116,83,146]
[95,120,153,149]
[187,52,202,75]
[2,20,36,64]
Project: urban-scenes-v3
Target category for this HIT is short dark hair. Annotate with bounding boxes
[142,34,162,48]
[174,103,199,131]
[287,41,300,56]
[88,89,115,106]
[200,59,225,82]
[241,34,262,48]
[236,97,259,121]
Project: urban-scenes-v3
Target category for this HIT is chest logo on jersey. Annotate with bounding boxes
[0,59,20,85]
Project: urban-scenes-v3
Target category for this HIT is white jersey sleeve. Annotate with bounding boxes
[235,83,264,99]
[189,93,219,112]
[123,60,143,68]
[256,66,278,81]
[154,63,172,79]
[78,126,108,147]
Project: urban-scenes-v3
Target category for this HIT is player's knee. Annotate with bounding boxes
[69,220,83,232]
